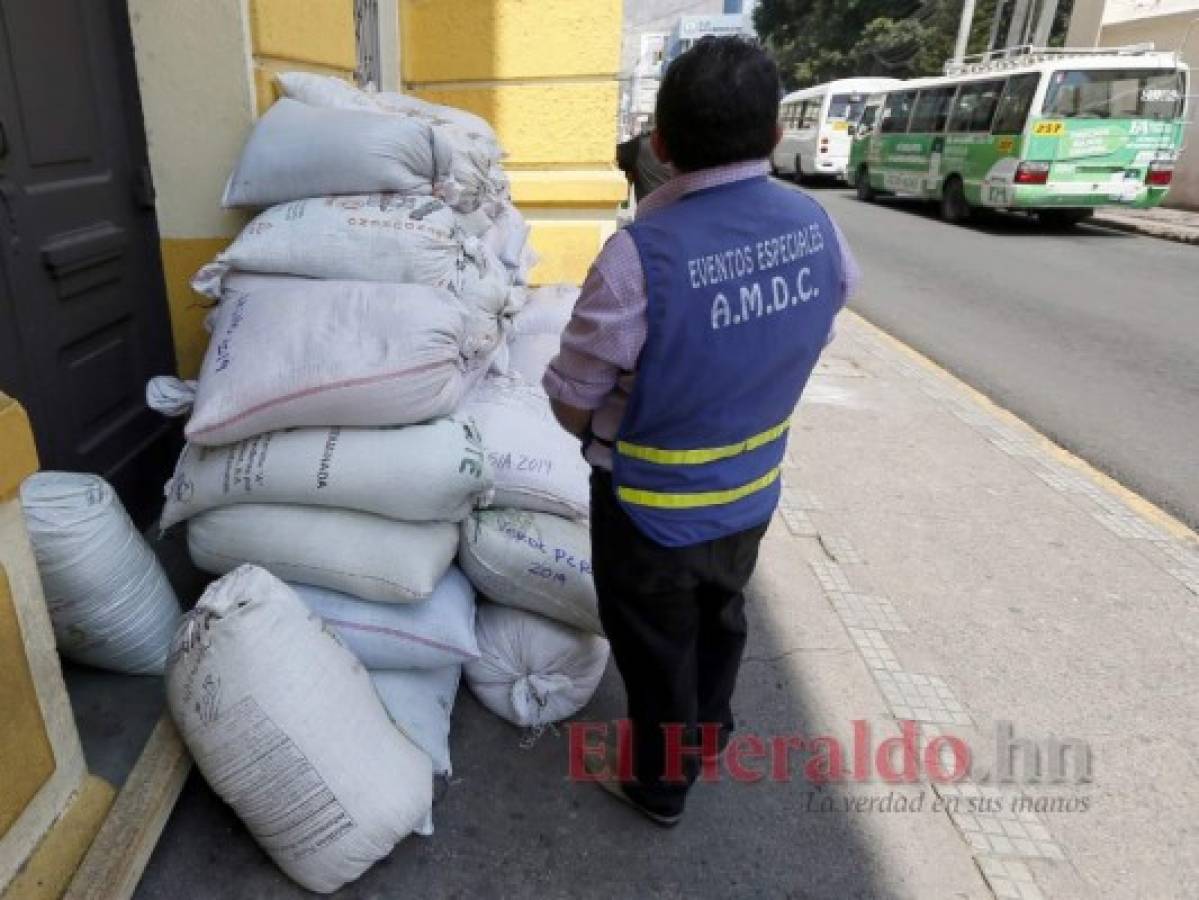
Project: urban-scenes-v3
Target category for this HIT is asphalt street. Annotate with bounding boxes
[812,186,1199,528]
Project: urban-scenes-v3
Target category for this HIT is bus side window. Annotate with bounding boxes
[949,80,1004,132]
[802,99,821,129]
[992,74,1042,134]
[909,87,955,133]
[880,91,917,134]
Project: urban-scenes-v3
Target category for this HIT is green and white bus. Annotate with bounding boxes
[847,45,1190,226]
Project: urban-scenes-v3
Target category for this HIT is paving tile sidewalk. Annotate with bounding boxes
[134,312,1199,899]
[1091,205,1199,244]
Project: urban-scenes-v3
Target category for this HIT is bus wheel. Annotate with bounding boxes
[1037,209,1094,229]
[855,166,875,202]
[940,177,972,224]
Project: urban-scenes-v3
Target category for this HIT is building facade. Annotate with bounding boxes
[0,1,624,892]
[1067,0,1199,209]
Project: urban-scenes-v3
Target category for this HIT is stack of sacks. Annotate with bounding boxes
[152,89,551,870]
[275,72,536,286]
[456,285,610,729]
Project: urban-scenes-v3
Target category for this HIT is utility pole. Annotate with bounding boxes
[1032,0,1061,47]
[1006,0,1033,48]
[987,0,1008,51]
[953,0,978,63]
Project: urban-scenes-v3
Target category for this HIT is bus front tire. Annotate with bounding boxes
[1037,209,1094,229]
[940,177,972,224]
[855,166,875,202]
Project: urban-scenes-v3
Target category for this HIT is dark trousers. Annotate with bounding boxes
[590,469,769,817]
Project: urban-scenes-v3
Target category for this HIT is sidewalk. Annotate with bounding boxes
[1091,205,1199,245]
[132,312,1199,899]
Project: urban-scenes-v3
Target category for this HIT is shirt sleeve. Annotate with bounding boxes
[542,230,647,411]
[830,219,862,301]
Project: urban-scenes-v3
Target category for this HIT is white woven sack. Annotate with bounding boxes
[161,418,491,529]
[293,567,479,670]
[272,75,507,213]
[192,195,514,321]
[167,565,433,893]
[459,510,599,635]
[185,274,485,447]
[222,99,459,209]
[461,376,589,518]
[371,666,461,775]
[465,603,609,728]
[506,284,578,383]
[276,72,502,159]
[458,203,536,284]
[21,472,182,674]
[189,504,458,604]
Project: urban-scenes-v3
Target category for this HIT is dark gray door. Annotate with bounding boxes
[0,0,179,524]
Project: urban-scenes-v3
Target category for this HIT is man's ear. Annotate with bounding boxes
[773,123,783,150]
[651,129,671,165]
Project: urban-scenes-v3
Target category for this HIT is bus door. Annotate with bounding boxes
[944,80,1005,204]
[981,74,1041,206]
[906,87,956,194]
[874,91,919,193]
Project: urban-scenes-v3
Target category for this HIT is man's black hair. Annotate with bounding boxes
[654,36,780,173]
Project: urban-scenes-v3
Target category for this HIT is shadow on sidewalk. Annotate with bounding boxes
[132,556,890,899]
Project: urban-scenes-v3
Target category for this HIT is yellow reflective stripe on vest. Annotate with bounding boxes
[615,418,791,466]
[617,467,781,509]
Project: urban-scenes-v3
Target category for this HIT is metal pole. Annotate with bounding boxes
[987,0,1008,51]
[1006,0,1033,49]
[953,0,979,63]
[1032,0,1061,47]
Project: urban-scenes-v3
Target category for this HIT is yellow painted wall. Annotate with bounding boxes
[401,0,626,285]
[128,0,359,377]
[249,0,357,114]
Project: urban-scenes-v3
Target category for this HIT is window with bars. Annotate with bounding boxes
[354,0,381,89]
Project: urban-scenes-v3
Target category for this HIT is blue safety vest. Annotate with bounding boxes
[613,176,843,547]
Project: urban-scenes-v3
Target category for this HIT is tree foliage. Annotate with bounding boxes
[754,0,1074,90]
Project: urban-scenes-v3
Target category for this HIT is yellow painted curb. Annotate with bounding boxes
[848,310,1198,544]
[2,777,116,900]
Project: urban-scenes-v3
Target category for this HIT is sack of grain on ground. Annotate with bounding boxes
[192,195,515,322]
[371,665,462,776]
[161,418,491,529]
[167,565,433,893]
[184,275,490,447]
[21,472,182,674]
[505,283,579,383]
[189,504,458,604]
[465,602,609,728]
[273,75,508,213]
[293,568,478,670]
[221,99,462,210]
[461,376,590,518]
[459,509,600,635]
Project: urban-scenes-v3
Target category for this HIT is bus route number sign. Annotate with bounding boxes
[1033,121,1064,137]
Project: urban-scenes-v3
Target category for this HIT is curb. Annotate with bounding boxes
[1090,214,1199,246]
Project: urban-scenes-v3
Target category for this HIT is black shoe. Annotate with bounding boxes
[584,750,683,828]
[700,725,733,764]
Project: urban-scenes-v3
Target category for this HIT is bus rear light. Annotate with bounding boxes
[1146,161,1174,186]
[1014,161,1051,185]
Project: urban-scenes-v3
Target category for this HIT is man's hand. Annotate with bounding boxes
[549,398,593,440]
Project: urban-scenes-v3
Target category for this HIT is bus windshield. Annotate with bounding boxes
[1042,68,1186,120]
[828,93,868,121]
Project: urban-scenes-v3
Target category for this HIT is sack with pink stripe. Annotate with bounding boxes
[185,274,490,447]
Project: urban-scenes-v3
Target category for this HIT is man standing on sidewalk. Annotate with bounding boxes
[544,36,860,826]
